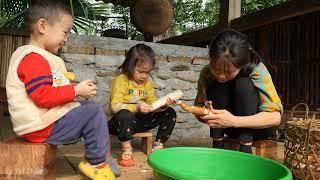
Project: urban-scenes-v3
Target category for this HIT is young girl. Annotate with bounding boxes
[108,44,177,167]
[195,29,283,154]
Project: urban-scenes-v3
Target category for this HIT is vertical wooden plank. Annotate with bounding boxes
[219,0,229,26]
[315,64,320,107]
[0,35,13,88]
[219,0,241,27]
[317,14,320,58]
[0,35,4,88]
[229,0,241,21]
[0,34,29,90]
[311,64,315,106]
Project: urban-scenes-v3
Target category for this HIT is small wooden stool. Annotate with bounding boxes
[133,130,153,155]
[224,137,278,160]
[0,136,57,179]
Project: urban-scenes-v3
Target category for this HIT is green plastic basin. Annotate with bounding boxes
[147,147,292,180]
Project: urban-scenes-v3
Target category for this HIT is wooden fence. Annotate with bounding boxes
[245,11,320,109]
[160,0,320,110]
[0,28,28,90]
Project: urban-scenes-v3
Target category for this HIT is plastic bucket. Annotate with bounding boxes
[148,147,292,180]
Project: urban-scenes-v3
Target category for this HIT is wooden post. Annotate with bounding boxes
[144,31,170,43]
[153,30,170,42]
[143,33,153,42]
[0,103,4,141]
[0,88,7,141]
[219,0,241,27]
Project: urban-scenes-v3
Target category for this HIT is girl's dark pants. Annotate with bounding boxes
[108,107,176,143]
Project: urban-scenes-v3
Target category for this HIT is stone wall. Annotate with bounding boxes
[60,35,211,145]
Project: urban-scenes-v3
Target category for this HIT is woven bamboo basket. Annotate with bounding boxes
[284,103,320,180]
[130,0,173,36]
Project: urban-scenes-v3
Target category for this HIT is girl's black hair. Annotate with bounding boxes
[116,43,156,78]
[209,29,263,74]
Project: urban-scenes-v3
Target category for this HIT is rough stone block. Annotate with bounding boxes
[167,79,192,91]
[95,48,125,56]
[170,65,190,71]
[95,55,125,67]
[61,53,95,65]
[155,54,168,62]
[61,45,95,55]
[191,56,209,65]
[175,71,199,83]
[167,56,192,63]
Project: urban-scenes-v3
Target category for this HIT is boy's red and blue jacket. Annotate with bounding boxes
[6,45,79,142]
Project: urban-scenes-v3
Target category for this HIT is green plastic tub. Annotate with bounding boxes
[148,147,292,180]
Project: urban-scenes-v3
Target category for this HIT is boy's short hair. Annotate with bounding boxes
[26,0,72,33]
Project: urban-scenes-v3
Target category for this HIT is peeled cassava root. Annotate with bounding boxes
[152,90,184,110]
[178,101,213,116]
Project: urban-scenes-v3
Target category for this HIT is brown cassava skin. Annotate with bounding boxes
[178,102,214,117]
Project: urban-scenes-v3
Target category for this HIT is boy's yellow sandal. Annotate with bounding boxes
[79,161,116,180]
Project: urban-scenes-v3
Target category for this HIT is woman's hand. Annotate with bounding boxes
[194,115,207,123]
[200,109,238,128]
[137,102,153,113]
[204,101,213,110]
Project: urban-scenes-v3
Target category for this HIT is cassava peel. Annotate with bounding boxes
[178,101,213,116]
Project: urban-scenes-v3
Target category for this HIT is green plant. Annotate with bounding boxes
[241,0,287,15]
[0,0,112,35]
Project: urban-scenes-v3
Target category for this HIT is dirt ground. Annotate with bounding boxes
[55,140,154,180]
[1,116,284,180]
[55,136,214,180]
[55,136,284,180]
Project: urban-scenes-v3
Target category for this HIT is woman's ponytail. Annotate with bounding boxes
[243,46,263,74]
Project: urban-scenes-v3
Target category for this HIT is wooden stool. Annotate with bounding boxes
[133,130,153,155]
[0,136,57,179]
[224,137,278,160]
[252,140,278,160]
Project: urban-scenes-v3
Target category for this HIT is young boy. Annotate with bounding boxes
[6,1,118,179]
